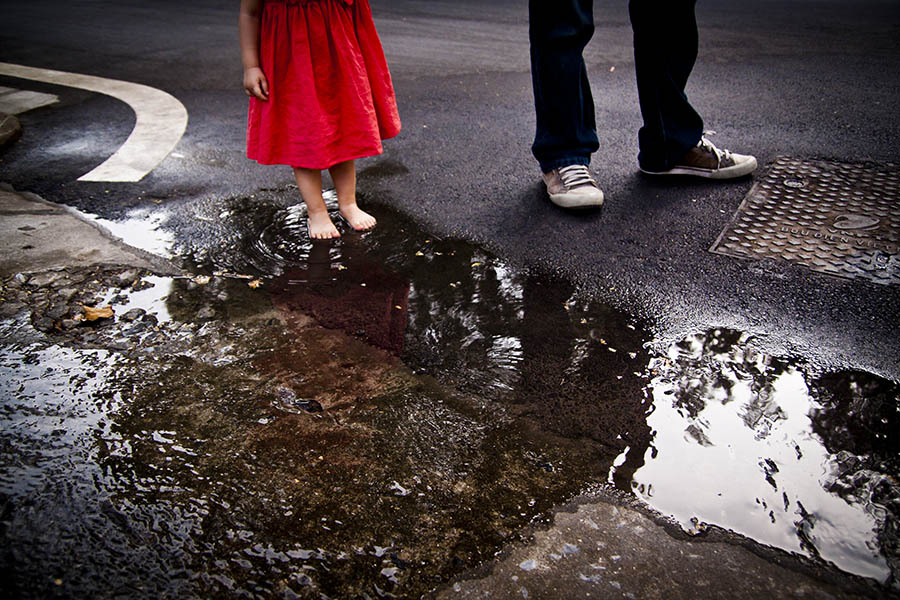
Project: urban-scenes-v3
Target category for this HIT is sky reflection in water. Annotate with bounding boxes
[633,329,891,582]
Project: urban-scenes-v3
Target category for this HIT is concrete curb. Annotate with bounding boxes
[437,495,888,600]
[0,182,182,278]
[0,112,22,150]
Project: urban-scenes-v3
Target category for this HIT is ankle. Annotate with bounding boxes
[339,204,368,219]
[306,202,330,217]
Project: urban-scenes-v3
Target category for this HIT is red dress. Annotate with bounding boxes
[246,0,401,169]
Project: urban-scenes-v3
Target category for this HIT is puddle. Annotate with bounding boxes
[74,204,176,258]
[0,192,898,597]
[102,275,174,324]
[633,330,899,582]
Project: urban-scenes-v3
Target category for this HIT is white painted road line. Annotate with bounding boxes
[0,62,188,183]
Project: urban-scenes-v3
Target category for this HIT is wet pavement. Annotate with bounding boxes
[0,187,897,598]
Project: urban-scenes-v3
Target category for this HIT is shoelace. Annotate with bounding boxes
[698,131,733,165]
[558,164,598,190]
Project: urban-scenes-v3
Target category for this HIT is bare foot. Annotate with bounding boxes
[307,211,340,239]
[339,203,376,231]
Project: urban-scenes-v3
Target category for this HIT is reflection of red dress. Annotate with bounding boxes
[270,263,410,355]
[246,0,401,169]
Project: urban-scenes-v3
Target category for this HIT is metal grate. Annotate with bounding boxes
[710,157,900,285]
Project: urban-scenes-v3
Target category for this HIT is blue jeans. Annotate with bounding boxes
[529,0,704,173]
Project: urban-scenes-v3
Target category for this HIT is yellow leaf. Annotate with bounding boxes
[248,279,262,289]
[82,305,114,321]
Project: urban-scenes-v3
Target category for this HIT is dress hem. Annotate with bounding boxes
[246,136,399,170]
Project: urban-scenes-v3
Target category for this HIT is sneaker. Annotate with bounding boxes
[542,164,604,208]
[640,135,757,179]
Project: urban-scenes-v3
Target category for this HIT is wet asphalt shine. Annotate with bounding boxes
[2,0,900,597]
[1,190,897,598]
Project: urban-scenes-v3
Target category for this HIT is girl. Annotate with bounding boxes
[239,0,401,239]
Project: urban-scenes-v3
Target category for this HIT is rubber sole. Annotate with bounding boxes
[548,190,605,209]
[640,156,758,180]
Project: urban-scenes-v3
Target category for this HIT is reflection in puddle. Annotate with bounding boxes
[104,275,174,323]
[77,205,176,258]
[182,196,900,587]
[1,193,898,596]
[634,329,898,582]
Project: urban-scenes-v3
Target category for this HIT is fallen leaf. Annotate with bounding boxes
[248,279,262,289]
[213,271,254,280]
[83,305,114,321]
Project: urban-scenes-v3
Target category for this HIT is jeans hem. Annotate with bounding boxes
[538,155,591,174]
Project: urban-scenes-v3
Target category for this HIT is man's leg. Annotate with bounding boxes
[630,0,756,178]
[629,0,703,171]
[530,0,605,207]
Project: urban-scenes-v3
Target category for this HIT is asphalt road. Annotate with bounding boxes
[1,1,898,373]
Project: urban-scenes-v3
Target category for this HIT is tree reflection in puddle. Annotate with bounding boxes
[633,328,898,583]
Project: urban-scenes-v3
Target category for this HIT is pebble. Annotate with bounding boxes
[122,308,147,322]
[33,317,55,331]
[0,302,25,317]
[27,271,66,287]
[46,303,71,320]
[115,269,140,288]
[56,287,79,302]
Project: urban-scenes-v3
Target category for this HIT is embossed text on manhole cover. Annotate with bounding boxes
[710,157,900,285]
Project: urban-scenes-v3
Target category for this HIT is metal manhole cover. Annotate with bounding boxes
[710,157,900,285]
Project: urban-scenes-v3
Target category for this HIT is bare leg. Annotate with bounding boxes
[293,167,339,239]
[330,159,376,231]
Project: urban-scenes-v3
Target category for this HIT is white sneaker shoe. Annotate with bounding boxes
[640,135,757,179]
[542,164,604,209]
